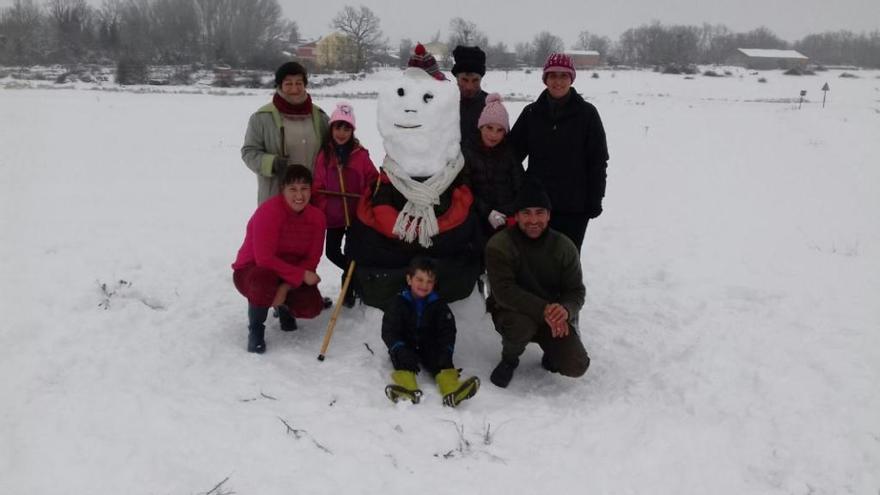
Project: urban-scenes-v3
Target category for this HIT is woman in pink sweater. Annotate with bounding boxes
[232,165,327,354]
[311,102,378,307]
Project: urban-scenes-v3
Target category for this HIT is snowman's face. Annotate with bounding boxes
[377,68,460,177]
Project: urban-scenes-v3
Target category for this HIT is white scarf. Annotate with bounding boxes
[381,153,465,248]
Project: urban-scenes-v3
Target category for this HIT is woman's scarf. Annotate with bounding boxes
[273,91,313,116]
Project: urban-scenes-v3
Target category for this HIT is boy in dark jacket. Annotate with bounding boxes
[382,257,480,406]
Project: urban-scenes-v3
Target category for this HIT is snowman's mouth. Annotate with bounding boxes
[393,124,422,129]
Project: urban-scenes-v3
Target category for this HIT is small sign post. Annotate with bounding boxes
[821,83,830,108]
[799,90,807,109]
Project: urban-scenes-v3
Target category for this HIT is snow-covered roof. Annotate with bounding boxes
[737,49,808,60]
[567,50,600,56]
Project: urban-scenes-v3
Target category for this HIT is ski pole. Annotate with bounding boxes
[280,126,287,159]
[318,260,356,361]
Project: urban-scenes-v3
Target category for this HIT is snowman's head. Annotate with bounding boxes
[377,68,461,177]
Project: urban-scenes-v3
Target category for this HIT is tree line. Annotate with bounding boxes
[2,1,879,70]
[0,0,299,67]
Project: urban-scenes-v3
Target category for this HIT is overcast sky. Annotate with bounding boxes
[281,0,879,47]
[1,0,877,47]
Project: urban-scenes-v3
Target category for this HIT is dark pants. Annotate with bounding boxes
[491,308,590,377]
[549,213,590,252]
[391,344,454,376]
[325,227,347,272]
[328,226,363,299]
[233,265,323,318]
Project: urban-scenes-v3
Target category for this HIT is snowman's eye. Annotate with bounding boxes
[423,93,434,103]
[397,88,405,96]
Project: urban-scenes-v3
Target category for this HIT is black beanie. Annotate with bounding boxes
[275,61,308,87]
[514,178,552,211]
[452,45,486,76]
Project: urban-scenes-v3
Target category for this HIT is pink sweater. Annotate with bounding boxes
[232,195,326,287]
[312,146,379,228]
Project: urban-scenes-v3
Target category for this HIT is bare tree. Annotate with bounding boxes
[151,0,200,63]
[193,0,291,67]
[485,41,516,69]
[514,41,533,66]
[531,31,564,66]
[95,0,123,56]
[331,5,384,72]
[735,26,787,49]
[398,37,412,67]
[696,23,733,64]
[574,30,611,57]
[447,17,487,49]
[0,0,49,64]
[617,21,700,66]
[46,0,95,62]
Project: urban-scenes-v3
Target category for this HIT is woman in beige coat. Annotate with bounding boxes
[241,61,329,204]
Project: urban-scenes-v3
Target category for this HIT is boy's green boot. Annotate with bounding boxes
[385,370,423,404]
[436,368,480,407]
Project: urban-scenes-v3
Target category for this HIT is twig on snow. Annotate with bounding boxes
[239,391,278,402]
[277,417,333,455]
[364,343,375,355]
[202,475,233,495]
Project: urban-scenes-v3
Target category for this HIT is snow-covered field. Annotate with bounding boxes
[1,68,879,494]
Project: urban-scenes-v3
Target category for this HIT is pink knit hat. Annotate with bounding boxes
[329,102,356,130]
[542,53,576,83]
[477,93,509,132]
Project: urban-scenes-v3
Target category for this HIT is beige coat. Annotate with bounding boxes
[241,102,329,204]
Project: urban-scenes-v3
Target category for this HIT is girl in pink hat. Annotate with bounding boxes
[312,102,379,307]
[462,93,524,239]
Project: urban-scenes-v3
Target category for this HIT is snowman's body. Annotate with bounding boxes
[347,69,483,310]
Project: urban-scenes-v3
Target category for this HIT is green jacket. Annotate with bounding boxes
[485,226,585,326]
[241,102,329,204]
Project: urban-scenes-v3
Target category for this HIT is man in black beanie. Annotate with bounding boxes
[451,45,488,147]
[484,179,590,388]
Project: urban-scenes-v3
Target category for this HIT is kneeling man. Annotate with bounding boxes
[485,179,591,387]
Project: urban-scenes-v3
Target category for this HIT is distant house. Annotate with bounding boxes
[567,50,601,68]
[731,49,809,70]
[316,33,349,70]
[294,39,320,64]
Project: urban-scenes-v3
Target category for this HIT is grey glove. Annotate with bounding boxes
[488,210,507,229]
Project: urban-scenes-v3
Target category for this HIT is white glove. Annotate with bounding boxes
[488,210,507,229]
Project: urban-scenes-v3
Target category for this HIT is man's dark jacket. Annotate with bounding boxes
[459,90,488,148]
[486,226,585,326]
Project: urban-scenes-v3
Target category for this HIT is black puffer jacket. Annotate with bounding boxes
[346,175,484,308]
[459,90,488,148]
[461,139,524,223]
[381,290,456,372]
[509,89,609,216]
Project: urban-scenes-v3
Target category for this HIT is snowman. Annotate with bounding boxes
[348,68,483,309]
